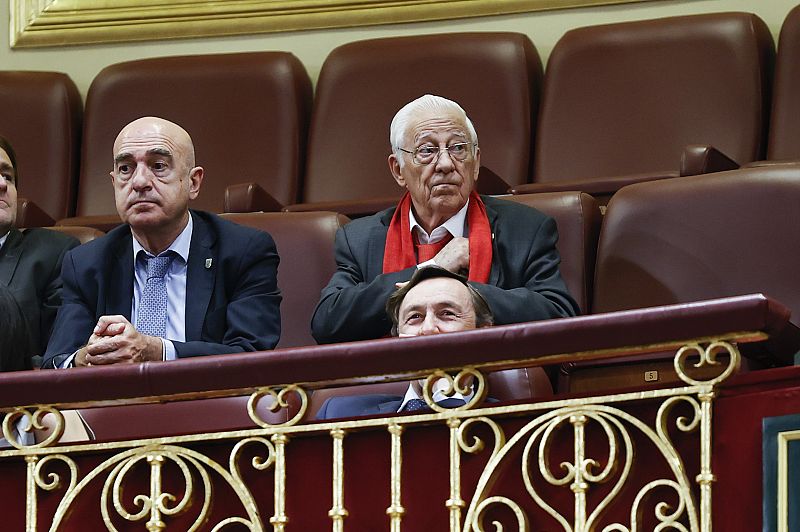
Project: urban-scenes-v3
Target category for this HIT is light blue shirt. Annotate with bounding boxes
[0,231,8,250]
[132,215,192,361]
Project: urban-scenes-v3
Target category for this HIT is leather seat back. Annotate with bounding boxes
[0,72,81,224]
[535,13,773,184]
[768,5,800,160]
[76,52,312,217]
[221,211,348,349]
[298,32,542,211]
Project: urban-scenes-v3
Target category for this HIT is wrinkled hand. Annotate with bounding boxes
[432,237,470,274]
[75,315,163,366]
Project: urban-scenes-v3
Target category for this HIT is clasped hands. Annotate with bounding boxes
[74,315,163,367]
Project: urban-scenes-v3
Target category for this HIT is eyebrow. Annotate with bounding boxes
[401,300,465,316]
[114,148,173,164]
[415,130,468,143]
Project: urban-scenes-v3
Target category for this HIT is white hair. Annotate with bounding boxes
[389,95,478,166]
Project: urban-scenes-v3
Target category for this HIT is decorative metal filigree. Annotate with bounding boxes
[465,401,701,532]
[674,341,740,386]
[2,337,746,530]
[247,385,308,427]
[422,367,487,412]
[48,444,268,531]
[3,406,64,449]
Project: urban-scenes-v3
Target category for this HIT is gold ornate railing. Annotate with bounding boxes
[0,338,743,531]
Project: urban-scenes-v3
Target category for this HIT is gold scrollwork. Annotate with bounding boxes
[602,479,690,532]
[465,404,700,531]
[101,449,211,532]
[674,341,741,387]
[48,444,265,531]
[457,417,506,459]
[247,385,308,427]
[422,367,487,413]
[2,406,64,449]
[33,454,78,493]
[468,495,529,531]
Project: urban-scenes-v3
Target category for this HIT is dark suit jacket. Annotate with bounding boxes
[0,228,79,367]
[316,394,404,419]
[43,211,281,368]
[311,195,579,343]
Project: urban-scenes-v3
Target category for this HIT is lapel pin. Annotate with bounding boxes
[205,258,213,269]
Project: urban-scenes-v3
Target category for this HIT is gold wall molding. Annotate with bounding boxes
[11,0,657,48]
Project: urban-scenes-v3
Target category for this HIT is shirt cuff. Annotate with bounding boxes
[162,339,177,361]
[59,352,78,369]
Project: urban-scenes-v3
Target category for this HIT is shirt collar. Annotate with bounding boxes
[132,214,193,263]
[408,198,469,243]
[0,231,8,251]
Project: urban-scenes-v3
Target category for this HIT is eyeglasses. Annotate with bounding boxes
[398,142,476,165]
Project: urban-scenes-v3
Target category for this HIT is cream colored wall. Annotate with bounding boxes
[1,0,797,99]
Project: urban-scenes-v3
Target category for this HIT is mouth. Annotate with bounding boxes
[430,183,459,194]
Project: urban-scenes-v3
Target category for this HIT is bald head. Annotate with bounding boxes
[110,116,204,254]
[114,117,196,168]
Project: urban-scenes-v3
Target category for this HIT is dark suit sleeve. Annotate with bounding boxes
[311,225,415,344]
[173,230,281,357]
[472,216,579,323]
[41,249,99,369]
[38,236,80,354]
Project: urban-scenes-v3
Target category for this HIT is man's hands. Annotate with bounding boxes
[431,237,469,274]
[395,237,471,289]
[74,315,163,367]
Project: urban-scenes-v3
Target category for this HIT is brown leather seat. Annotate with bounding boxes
[513,13,774,203]
[285,32,542,216]
[221,211,349,349]
[767,4,800,161]
[42,225,104,244]
[567,164,800,392]
[0,72,82,226]
[60,52,312,230]
[499,192,601,314]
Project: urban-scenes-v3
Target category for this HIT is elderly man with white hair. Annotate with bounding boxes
[312,94,578,343]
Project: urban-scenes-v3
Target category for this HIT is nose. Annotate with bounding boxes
[418,313,441,336]
[130,163,153,190]
[434,148,455,173]
[0,175,7,192]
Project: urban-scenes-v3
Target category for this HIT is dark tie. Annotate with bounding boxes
[136,254,173,337]
[415,232,453,263]
[400,397,466,413]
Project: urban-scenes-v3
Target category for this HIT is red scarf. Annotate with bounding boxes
[382,191,492,282]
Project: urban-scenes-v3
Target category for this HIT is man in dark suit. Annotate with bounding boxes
[0,137,79,369]
[312,95,578,344]
[316,266,494,419]
[43,117,281,369]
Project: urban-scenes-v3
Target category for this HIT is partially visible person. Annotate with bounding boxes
[43,117,281,369]
[317,266,505,419]
[312,95,578,344]
[0,137,79,368]
[0,286,33,371]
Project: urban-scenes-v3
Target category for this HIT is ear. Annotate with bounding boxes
[473,146,481,182]
[188,166,204,200]
[108,171,116,187]
[388,153,406,188]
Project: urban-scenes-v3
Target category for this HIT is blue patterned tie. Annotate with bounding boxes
[401,397,466,413]
[136,254,173,337]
